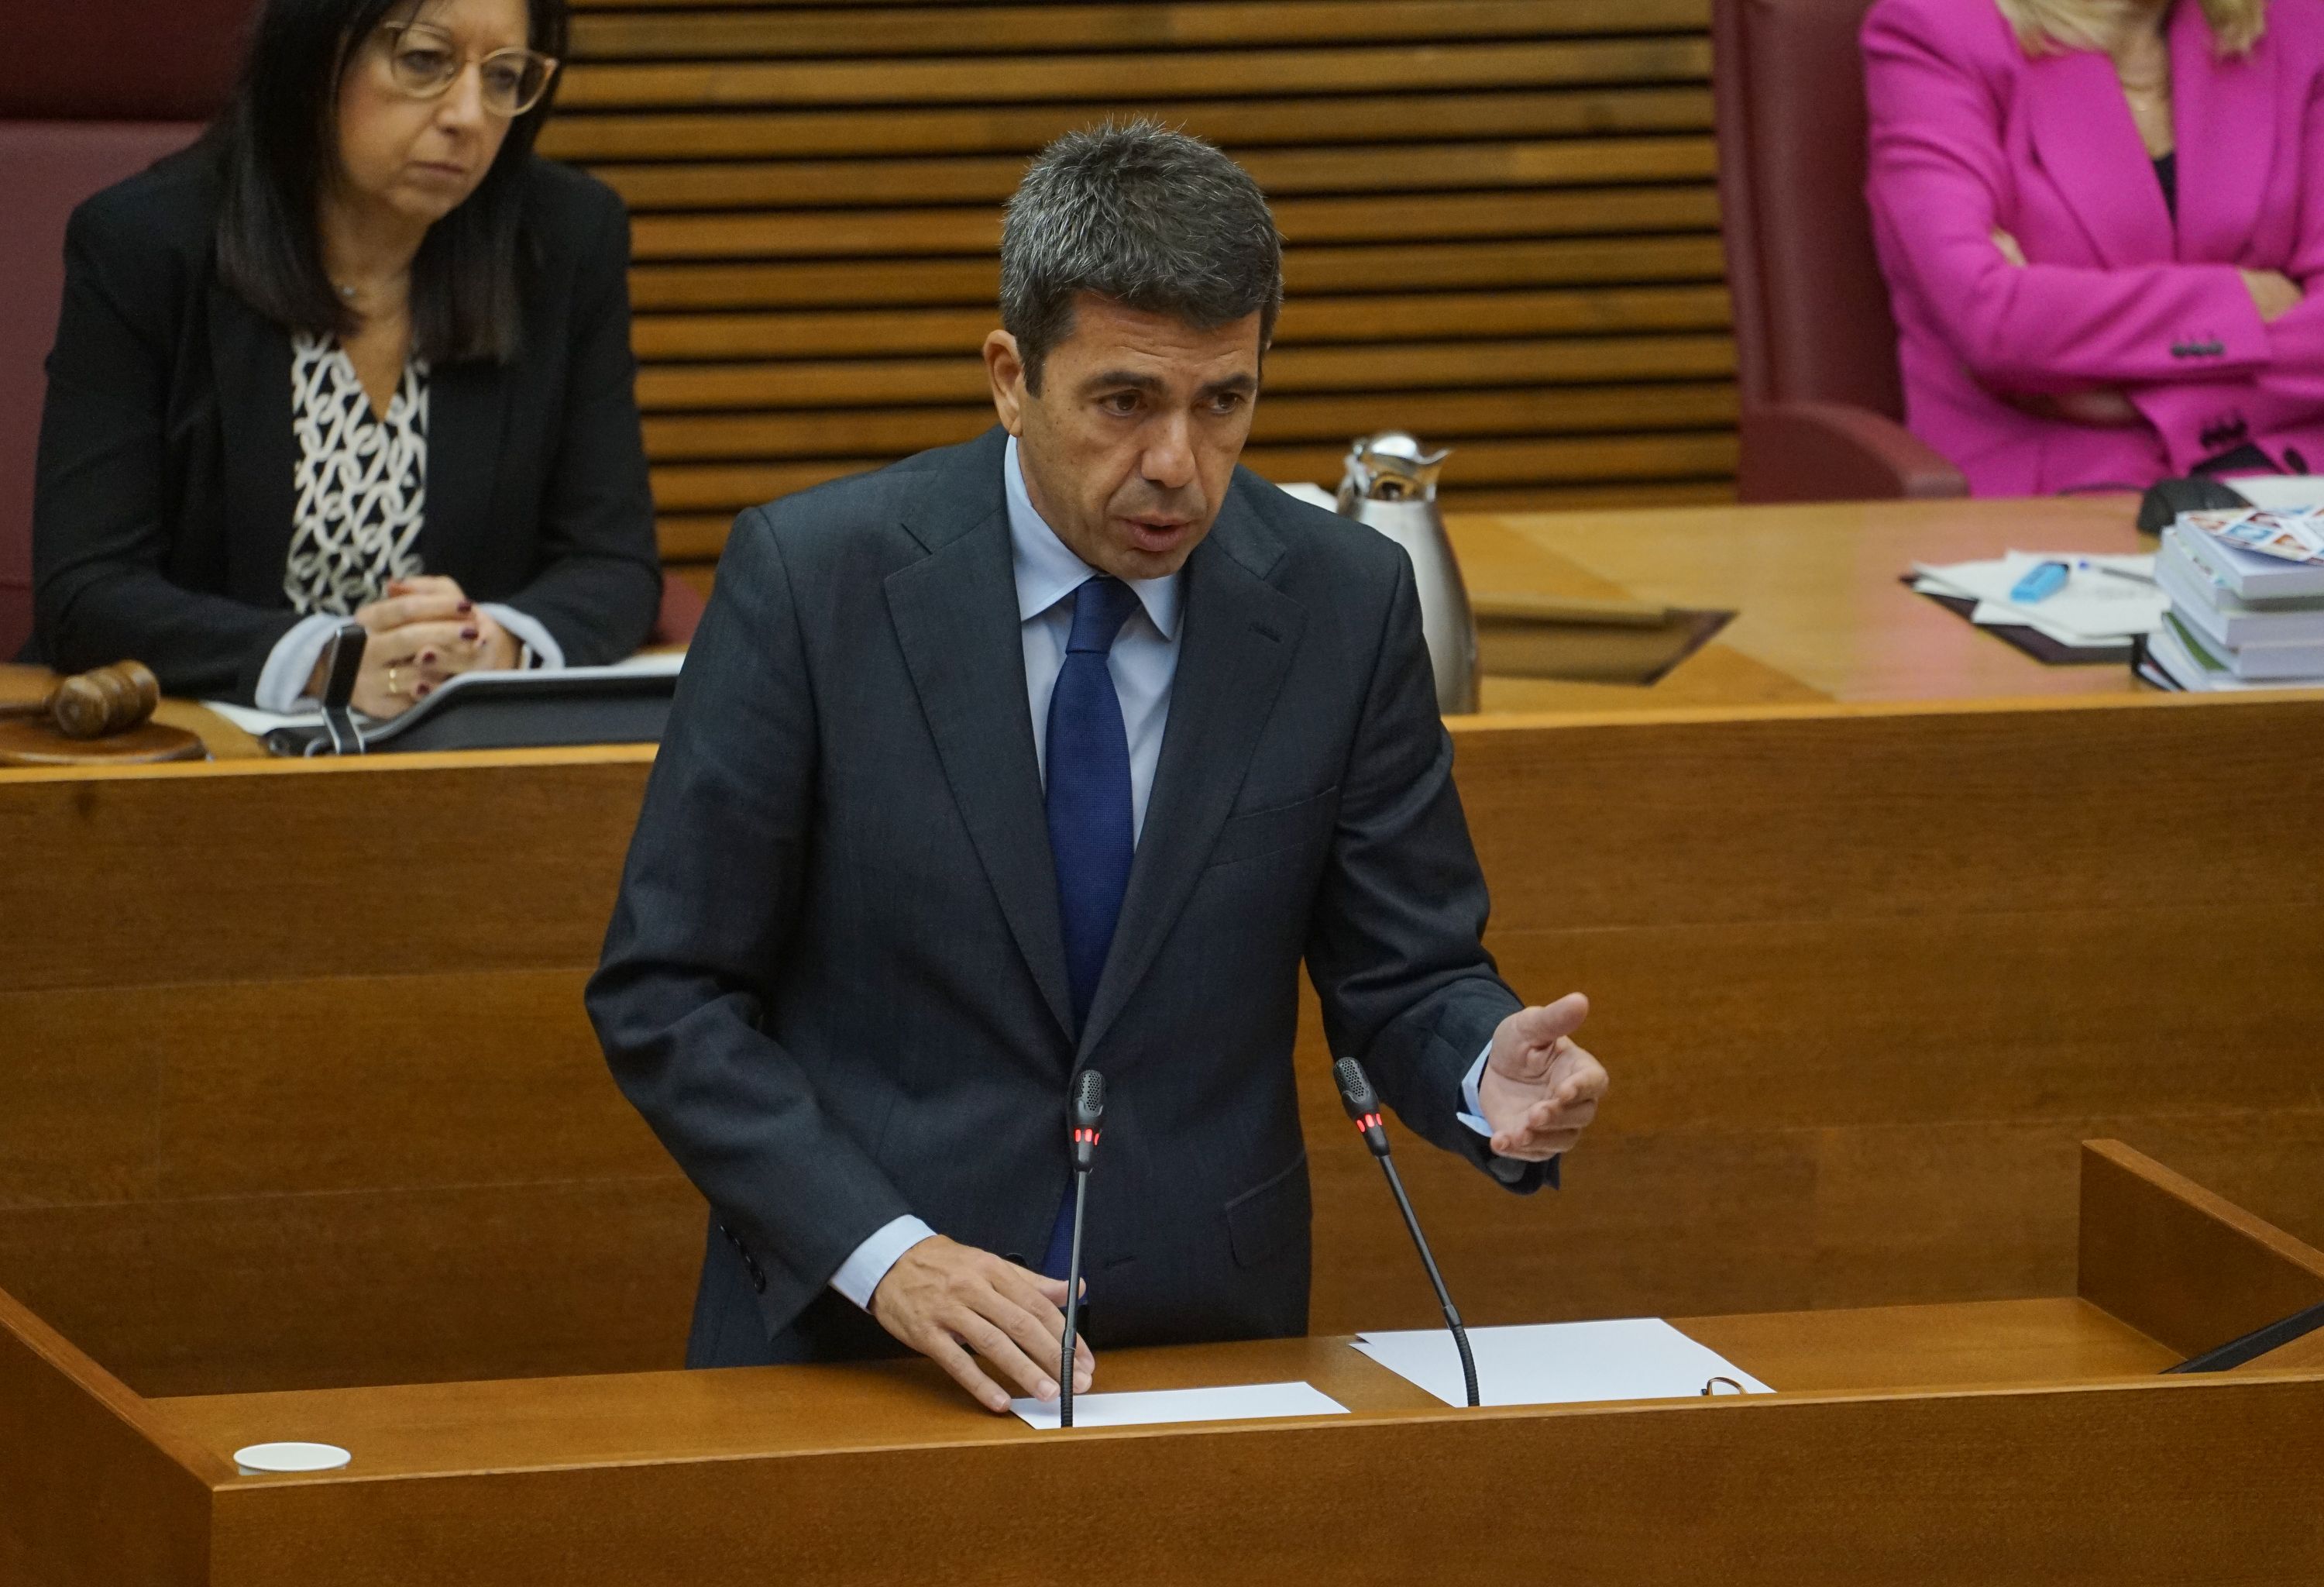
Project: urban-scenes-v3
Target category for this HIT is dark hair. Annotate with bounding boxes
[1000,120,1284,394]
[208,0,569,364]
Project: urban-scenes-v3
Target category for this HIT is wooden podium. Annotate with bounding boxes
[5,1141,2320,1585]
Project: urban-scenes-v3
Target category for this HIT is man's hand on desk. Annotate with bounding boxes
[868,1236,1094,1413]
[1480,993,1608,1162]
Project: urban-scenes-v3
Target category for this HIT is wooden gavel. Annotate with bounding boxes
[0,660,162,739]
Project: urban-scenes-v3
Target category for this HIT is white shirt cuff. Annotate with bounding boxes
[255,612,349,712]
[829,1214,937,1310]
[480,603,563,670]
[1459,1039,1494,1136]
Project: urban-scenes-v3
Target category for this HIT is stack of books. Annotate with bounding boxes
[2144,509,2324,691]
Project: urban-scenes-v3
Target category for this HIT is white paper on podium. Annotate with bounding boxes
[1353,1320,1774,1409]
[1009,1380,1349,1430]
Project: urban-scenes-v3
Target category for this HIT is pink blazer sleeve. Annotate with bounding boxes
[2137,56,2324,453]
[1863,0,2268,393]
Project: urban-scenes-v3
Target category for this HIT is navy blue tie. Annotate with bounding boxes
[1040,575,1142,1279]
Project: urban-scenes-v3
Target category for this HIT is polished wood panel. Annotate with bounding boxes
[1466,494,2175,701]
[599,137,1717,210]
[635,334,1733,409]
[0,749,651,990]
[568,1,1710,58]
[641,384,1738,460]
[0,1285,220,1584]
[546,89,1715,162]
[146,1300,2172,1482]
[631,188,1720,259]
[624,236,1728,309]
[7,681,2324,1393]
[648,434,1737,514]
[151,1331,2324,1587]
[2078,1139,2324,1359]
[544,0,1734,565]
[1676,1297,2180,1390]
[629,285,1731,359]
[560,40,1714,109]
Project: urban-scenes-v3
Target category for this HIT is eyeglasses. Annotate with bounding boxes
[376,22,559,119]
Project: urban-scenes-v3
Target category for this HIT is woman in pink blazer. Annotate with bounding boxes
[1864,0,2324,495]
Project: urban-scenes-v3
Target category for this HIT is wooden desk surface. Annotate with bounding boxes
[0,494,2157,762]
[151,1298,2177,1482]
[1452,492,2153,711]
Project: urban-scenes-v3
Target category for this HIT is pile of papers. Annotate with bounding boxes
[2144,508,2324,691]
[1911,550,2167,652]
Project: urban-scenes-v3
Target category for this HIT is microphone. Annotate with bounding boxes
[1060,1069,1104,1427]
[1334,1057,1479,1408]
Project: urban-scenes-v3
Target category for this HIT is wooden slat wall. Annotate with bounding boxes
[538,0,1734,571]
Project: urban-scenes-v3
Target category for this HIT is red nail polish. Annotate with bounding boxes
[421,650,436,664]
[460,627,479,640]
[417,683,432,697]
[457,601,473,613]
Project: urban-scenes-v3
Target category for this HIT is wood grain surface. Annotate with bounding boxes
[0,1284,219,1585]
[533,0,1736,562]
[147,1320,2324,1587]
[150,1300,2172,1481]
[2078,1140,2324,1358]
[5,683,2324,1399]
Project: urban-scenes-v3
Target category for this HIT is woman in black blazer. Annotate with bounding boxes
[33,0,658,716]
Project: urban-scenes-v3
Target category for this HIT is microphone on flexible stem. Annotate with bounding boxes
[1060,1068,1105,1428]
[1334,1057,1480,1408]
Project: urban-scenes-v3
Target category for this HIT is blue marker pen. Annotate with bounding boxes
[2009,560,2071,603]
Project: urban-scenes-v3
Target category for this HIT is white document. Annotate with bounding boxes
[200,649,687,735]
[1912,550,2164,642]
[2211,475,2324,513]
[1353,1320,1772,1409]
[1009,1380,1349,1430]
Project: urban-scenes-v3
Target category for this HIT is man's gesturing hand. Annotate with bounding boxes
[1478,993,1608,1162]
[868,1236,1095,1413]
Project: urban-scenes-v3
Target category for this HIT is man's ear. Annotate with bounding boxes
[983,330,1028,435]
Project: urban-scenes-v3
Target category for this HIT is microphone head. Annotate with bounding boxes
[1073,1069,1105,1130]
[1332,1057,1378,1121]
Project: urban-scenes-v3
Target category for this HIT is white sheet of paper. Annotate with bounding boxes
[1353,1320,1773,1409]
[1009,1380,1348,1430]
[2212,476,2324,513]
[1910,552,2163,641]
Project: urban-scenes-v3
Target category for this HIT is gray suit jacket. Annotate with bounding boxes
[586,426,1546,1362]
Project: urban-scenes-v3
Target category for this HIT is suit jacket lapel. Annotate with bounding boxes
[2024,45,2174,267]
[1078,484,1305,1059]
[2170,3,2278,263]
[419,360,507,577]
[208,285,296,608]
[886,435,1078,1045]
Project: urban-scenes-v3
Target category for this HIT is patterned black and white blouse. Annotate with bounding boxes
[283,331,429,617]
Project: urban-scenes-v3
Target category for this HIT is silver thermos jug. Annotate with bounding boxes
[1336,432,1478,714]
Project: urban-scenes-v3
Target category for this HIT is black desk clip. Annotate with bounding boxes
[315,621,367,757]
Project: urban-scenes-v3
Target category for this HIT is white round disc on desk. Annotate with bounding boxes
[232,1442,351,1475]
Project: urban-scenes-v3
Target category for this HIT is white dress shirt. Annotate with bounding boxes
[827,439,1497,1311]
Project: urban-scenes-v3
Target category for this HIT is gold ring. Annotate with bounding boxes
[387,664,401,697]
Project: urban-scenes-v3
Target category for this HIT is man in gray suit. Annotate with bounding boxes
[587,123,1609,1413]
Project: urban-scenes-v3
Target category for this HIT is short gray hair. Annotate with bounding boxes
[1000,121,1284,393]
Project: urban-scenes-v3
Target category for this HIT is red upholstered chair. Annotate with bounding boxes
[1713,0,1968,502]
[0,123,205,660]
[1,0,256,660]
